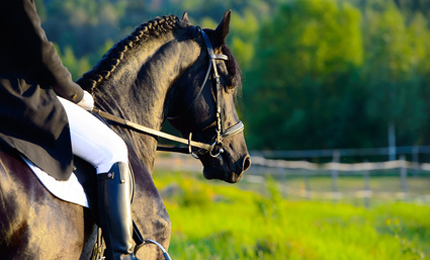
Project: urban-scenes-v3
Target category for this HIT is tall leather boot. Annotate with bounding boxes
[97,162,140,260]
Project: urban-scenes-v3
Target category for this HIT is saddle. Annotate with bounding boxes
[23,152,151,259]
[21,152,95,207]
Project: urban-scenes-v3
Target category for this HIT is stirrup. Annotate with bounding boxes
[132,221,172,260]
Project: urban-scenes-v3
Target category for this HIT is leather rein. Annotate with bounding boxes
[92,29,244,159]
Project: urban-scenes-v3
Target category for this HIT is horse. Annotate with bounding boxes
[0,11,251,260]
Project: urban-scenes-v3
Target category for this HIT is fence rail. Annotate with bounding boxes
[247,150,430,206]
[154,148,430,206]
[250,145,430,159]
[251,156,430,171]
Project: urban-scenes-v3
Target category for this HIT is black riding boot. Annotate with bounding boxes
[97,162,140,260]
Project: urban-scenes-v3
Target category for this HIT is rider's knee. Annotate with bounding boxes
[96,134,128,173]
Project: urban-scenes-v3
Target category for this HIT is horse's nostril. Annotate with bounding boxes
[243,156,251,172]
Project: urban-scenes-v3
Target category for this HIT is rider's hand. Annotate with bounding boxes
[77,91,94,111]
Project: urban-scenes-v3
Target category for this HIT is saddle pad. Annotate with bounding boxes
[22,156,89,208]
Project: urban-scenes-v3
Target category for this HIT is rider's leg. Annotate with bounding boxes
[97,162,137,260]
[57,97,128,173]
[58,97,140,260]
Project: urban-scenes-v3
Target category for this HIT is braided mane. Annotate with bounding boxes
[77,15,181,92]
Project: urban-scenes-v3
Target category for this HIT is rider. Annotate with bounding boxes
[0,1,140,259]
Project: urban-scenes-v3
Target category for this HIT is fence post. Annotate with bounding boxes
[304,170,311,200]
[331,150,340,203]
[363,160,370,208]
[413,146,419,177]
[388,123,396,161]
[400,155,408,201]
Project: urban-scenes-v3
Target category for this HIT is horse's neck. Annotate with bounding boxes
[93,36,199,171]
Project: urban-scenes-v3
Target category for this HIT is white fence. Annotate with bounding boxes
[249,145,430,159]
[249,147,430,206]
[251,156,428,171]
[154,147,430,206]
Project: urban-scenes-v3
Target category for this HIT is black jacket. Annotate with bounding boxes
[0,0,84,180]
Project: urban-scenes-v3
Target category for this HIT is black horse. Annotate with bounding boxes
[0,11,250,260]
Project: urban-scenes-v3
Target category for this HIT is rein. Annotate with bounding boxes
[92,29,244,158]
[92,108,244,156]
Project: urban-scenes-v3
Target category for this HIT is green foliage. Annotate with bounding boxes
[58,46,91,80]
[43,0,126,58]
[360,3,430,146]
[243,0,364,150]
[153,171,430,259]
[228,8,259,69]
[38,0,430,151]
[241,0,430,150]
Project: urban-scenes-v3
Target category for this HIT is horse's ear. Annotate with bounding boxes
[214,10,231,46]
[181,12,189,25]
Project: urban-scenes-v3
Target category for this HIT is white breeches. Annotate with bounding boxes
[58,97,128,174]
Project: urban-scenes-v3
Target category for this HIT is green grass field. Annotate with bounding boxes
[152,171,430,260]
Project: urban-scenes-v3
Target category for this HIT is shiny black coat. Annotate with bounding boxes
[0,0,84,180]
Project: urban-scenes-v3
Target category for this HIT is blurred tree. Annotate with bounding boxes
[38,0,430,152]
[57,45,91,80]
[229,8,259,70]
[394,0,430,14]
[405,11,430,146]
[362,2,427,150]
[43,0,125,58]
[243,0,363,150]
[120,0,149,29]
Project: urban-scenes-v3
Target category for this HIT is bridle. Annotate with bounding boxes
[167,28,244,158]
[93,28,244,159]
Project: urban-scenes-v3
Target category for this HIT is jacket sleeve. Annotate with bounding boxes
[0,0,84,103]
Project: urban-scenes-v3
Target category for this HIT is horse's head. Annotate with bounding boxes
[168,11,251,183]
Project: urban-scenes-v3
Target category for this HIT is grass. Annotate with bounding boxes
[152,171,430,260]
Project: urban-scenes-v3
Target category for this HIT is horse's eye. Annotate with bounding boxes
[225,85,235,92]
[224,76,236,91]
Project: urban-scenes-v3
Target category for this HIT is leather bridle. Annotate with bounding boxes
[167,28,244,158]
[93,28,244,159]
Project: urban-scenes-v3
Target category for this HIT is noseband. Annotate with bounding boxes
[93,28,244,158]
